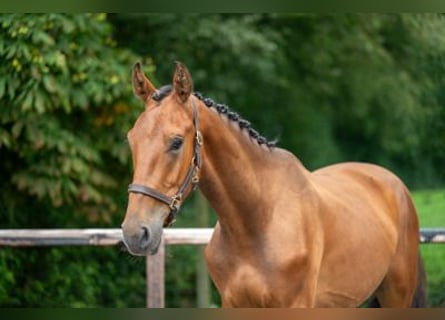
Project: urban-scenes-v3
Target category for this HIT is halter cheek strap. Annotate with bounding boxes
[127,97,202,227]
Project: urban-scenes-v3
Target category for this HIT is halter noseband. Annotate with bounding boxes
[127,97,202,227]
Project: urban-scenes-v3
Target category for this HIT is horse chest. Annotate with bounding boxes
[206,243,293,307]
[215,262,278,307]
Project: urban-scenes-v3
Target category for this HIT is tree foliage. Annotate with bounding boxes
[0,14,147,221]
[0,13,148,307]
[270,14,445,184]
[112,13,445,186]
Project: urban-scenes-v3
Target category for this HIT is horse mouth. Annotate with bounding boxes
[122,222,164,256]
[147,236,162,255]
[124,236,162,256]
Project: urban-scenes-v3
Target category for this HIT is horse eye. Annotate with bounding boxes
[170,137,183,151]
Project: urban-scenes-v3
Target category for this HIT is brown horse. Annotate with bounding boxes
[121,61,427,307]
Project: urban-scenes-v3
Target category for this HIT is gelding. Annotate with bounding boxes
[121,61,427,307]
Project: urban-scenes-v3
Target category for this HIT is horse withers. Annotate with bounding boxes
[121,61,427,307]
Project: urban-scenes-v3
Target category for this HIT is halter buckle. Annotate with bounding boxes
[196,130,203,146]
[169,194,182,212]
[191,167,200,185]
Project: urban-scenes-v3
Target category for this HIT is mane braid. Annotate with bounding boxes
[150,86,276,148]
[193,92,276,148]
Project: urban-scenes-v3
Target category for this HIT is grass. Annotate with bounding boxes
[412,188,445,307]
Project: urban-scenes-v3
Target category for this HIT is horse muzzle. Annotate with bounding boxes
[121,218,164,256]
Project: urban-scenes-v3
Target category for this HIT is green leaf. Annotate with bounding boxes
[32,30,54,46]
[0,130,11,148]
[42,75,56,93]
[11,120,24,138]
[34,92,45,114]
[0,78,5,99]
[5,45,16,59]
[21,91,34,111]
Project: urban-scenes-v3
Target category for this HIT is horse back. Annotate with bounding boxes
[312,161,419,248]
[312,162,415,223]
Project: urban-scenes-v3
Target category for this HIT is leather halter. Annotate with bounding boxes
[127,97,202,227]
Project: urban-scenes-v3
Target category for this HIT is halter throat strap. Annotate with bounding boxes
[127,97,202,227]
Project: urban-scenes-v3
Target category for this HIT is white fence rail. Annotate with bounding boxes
[0,227,443,307]
[0,228,213,246]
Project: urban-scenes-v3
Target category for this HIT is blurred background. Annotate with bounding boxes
[0,13,444,307]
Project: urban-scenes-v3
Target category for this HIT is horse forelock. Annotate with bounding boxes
[152,85,173,102]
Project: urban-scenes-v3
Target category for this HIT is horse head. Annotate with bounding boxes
[122,61,201,255]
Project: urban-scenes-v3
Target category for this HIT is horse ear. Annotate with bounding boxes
[173,61,193,103]
[132,62,156,102]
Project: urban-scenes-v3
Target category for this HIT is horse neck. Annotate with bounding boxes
[196,99,309,237]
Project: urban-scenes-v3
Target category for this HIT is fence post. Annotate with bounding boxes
[196,191,211,307]
[146,235,165,308]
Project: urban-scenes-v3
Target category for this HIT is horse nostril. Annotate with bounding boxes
[139,225,151,249]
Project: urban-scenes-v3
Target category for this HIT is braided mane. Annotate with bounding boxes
[152,85,276,149]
